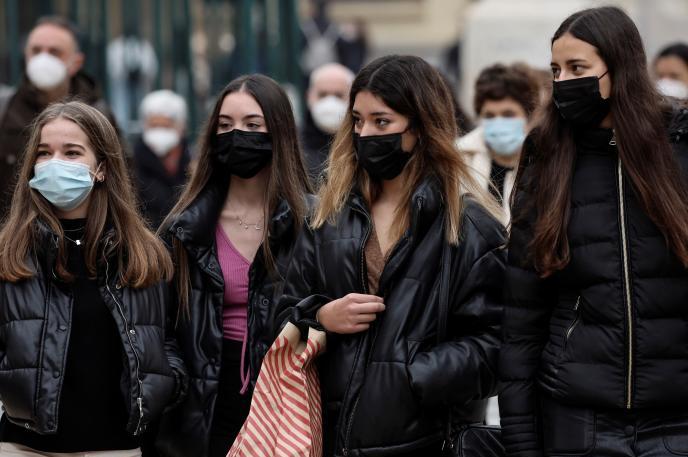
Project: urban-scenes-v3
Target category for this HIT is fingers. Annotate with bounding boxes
[345,293,384,303]
[350,301,386,314]
[355,313,378,324]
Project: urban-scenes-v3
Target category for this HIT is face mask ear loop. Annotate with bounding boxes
[598,70,609,81]
[91,163,103,184]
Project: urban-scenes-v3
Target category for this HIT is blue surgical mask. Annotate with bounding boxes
[29,159,98,211]
[482,117,527,156]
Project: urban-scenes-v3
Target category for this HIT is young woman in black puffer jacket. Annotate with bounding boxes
[500,7,688,457]
[0,101,186,456]
[276,55,506,457]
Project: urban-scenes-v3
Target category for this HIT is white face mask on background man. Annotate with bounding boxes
[143,128,181,157]
[656,78,688,99]
[26,53,70,90]
[310,95,348,134]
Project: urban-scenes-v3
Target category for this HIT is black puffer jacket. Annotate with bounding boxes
[499,107,688,457]
[0,221,186,436]
[277,177,506,457]
[156,180,308,457]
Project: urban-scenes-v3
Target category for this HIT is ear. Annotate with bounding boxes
[69,52,85,77]
[95,162,106,183]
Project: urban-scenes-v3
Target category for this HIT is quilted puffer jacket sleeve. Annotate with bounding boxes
[159,234,189,409]
[498,192,555,457]
[274,222,331,336]
[407,203,506,408]
[162,279,189,409]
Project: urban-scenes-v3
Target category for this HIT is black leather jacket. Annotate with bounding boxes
[277,177,506,457]
[156,180,309,457]
[0,221,186,437]
[499,106,688,457]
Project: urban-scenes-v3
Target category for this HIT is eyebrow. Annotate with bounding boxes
[552,58,588,66]
[218,114,264,120]
[64,143,86,150]
[351,110,393,116]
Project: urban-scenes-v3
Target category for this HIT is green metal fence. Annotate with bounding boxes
[0,0,301,139]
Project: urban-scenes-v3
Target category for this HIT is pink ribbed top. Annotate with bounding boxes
[215,225,250,342]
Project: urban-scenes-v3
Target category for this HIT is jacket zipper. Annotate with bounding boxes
[564,295,581,346]
[342,199,419,455]
[613,132,634,410]
[342,208,372,457]
[104,251,145,434]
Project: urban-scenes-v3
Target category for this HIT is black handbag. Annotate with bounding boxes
[437,242,505,457]
[444,425,504,457]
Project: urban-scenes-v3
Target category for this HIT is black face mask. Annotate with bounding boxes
[212,130,273,179]
[552,72,610,126]
[354,132,412,180]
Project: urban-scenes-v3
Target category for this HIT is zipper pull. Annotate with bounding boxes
[609,129,617,146]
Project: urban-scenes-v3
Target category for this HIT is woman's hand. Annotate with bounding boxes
[316,293,385,334]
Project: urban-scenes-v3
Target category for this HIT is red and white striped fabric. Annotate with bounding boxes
[228,322,326,457]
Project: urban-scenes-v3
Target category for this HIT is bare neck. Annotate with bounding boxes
[490,149,521,168]
[376,172,408,206]
[223,169,269,212]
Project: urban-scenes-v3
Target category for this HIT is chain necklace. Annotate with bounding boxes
[228,202,264,231]
[62,226,85,246]
[63,234,83,246]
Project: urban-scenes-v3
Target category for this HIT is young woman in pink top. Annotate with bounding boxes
[156,74,312,457]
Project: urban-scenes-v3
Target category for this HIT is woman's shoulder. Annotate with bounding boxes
[460,196,506,249]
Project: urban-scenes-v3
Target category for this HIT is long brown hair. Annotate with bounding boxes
[0,101,173,287]
[160,74,311,313]
[515,6,688,277]
[313,55,502,244]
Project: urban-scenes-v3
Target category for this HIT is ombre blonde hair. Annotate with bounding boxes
[313,55,503,244]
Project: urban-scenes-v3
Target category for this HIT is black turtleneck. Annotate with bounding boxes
[0,219,138,451]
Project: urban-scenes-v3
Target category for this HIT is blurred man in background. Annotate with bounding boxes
[0,16,117,219]
[301,62,354,186]
[133,89,190,229]
[654,42,688,100]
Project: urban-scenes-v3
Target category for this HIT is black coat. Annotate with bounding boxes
[133,139,191,230]
[0,221,186,437]
[499,106,688,457]
[155,180,308,457]
[277,178,506,457]
[300,110,333,186]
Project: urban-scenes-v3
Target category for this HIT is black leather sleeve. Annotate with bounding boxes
[407,204,506,408]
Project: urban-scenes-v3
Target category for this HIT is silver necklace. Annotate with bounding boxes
[236,214,263,231]
[228,202,264,231]
[63,234,82,246]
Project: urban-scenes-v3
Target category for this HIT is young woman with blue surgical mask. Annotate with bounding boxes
[0,101,186,456]
[458,63,539,224]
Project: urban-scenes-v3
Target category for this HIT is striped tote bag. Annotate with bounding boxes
[228,322,326,457]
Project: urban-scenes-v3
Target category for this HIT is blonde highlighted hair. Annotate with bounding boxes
[313,55,502,244]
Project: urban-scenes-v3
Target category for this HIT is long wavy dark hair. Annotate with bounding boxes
[160,74,311,314]
[513,6,688,277]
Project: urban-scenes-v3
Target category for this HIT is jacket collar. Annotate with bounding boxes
[169,178,297,249]
[350,174,444,238]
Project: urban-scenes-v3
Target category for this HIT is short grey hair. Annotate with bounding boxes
[139,90,188,126]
